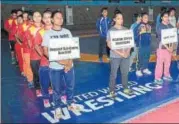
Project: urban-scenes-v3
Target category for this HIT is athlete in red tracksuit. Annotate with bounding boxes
[4,9,17,64]
[26,11,43,96]
[14,15,24,75]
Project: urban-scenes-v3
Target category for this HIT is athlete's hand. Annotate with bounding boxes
[58,60,69,65]
[123,53,129,58]
[64,60,73,73]
[168,47,173,53]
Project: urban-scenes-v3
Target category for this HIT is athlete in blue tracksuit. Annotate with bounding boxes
[96,7,112,62]
[135,13,152,77]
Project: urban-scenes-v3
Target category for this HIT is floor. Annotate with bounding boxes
[1,37,179,123]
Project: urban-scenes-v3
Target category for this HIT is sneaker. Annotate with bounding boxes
[48,88,53,95]
[123,88,134,95]
[68,103,83,112]
[28,82,34,88]
[109,91,116,99]
[99,58,103,63]
[154,79,163,84]
[21,72,25,76]
[136,70,143,77]
[36,89,42,97]
[61,95,67,105]
[43,99,51,108]
[143,69,152,75]
[11,59,16,65]
[129,67,135,72]
[54,108,62,120]
[163,76,173,82]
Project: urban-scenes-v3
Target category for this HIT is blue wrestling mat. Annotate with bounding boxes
[1,39,179,123]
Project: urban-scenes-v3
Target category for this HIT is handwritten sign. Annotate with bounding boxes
[49,37,80,61]
[110,30,135,49]
[161,28,178,45]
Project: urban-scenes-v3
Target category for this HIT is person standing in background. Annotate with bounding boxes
[14,15,24,76]
[135,12,152,77]
[129,14,142,72]
[26,11,43,97]
[96,7,112,62]
[34,9,53,108]
[4,9,17,64]
[168,8,176,28]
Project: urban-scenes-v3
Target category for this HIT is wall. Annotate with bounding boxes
[1,1,179,30]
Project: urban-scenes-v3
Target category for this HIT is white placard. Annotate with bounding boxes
[110,30,135,49]
[49,37,80,61]
[161,28,178,45]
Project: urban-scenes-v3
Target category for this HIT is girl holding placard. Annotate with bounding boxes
[107,10,134,97]
[42,10,82,120]
[154,11,174,84]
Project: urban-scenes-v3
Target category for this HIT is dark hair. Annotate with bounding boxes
[11,9,17,14]
[101,7,108,13]
[112,9,123,26]
[28,10,33,16]
[113,9,122,18]
[161,7,167,13]
[43,9,52,15]
[141,12,148,17]
[17,9,23,12]
[136,13,142,18]
[51,10,63,18]
[23,11,29,15]
[169,7,176,13]
[160,11,169,22]
[133,13,141,21]
[17,15,23,19]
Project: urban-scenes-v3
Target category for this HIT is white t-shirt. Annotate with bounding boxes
[42,28,73,70]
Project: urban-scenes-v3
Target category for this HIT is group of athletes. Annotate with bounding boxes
[4,6,179,120]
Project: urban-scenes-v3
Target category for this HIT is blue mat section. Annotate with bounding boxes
[1,39,179,123]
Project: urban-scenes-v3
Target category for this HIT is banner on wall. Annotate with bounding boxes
[148,7,153,22]
[66,6,74,25]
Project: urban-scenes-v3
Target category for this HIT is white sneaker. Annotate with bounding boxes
[143,69,152,75]
[68,103,84,112]
[54,108,62,120]
[136,70,143,77]
[43,99,51,108]
[61,95,67,105]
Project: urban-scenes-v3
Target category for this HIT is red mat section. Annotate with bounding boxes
[127,99,179,123]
